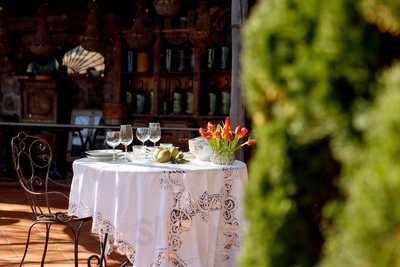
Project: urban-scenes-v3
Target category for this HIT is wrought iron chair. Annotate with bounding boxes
[11,132,91,267]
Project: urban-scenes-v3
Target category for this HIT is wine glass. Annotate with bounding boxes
[149,122,161,146]
[105,131,121,161]
[136,127,150,147]
[120,125,133,161]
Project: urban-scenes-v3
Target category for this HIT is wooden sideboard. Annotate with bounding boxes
[21,78,58,123]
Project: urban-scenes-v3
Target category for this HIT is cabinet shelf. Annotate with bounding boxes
[129,115,226,120]
[123,72,155,76]
[157,28,192,34]
[201,70,231,75]
[197,115,226,120]
[160,71,194,77]
[159,114,195,119]
[131,114,154,118]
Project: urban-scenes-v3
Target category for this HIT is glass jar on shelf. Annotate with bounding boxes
[221,78,231,115]
[207,81,218,116]
[172,80,183,114]
[135,80,146,114]
[185,80,193,115]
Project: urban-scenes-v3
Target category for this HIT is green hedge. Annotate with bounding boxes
[319,63,400,267]
[360,0,400,36]
[240,0,400,266]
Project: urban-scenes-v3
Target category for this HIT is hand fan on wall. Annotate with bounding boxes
[62,45,105,75]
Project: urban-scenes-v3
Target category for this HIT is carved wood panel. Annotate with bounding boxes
[22,79,57,123]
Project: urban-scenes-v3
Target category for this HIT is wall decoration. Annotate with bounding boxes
[211,8,231,46]
[28,5,55,58]
[80,0,102,52]
[189,0,211,48]
[153,0,182,17]
[125,0,153,49]
[62,46,105,75]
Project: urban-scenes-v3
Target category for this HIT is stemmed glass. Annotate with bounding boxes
[136,127,150,147]
[149,122,161,146]
[120,125,134,161]
[105,131,121,161]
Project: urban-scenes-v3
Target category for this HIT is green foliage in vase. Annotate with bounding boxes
[240,0,400,266]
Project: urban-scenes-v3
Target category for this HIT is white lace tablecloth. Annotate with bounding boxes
[68,158,247,267]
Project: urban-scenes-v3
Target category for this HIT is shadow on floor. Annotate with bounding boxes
[0,186,130,266]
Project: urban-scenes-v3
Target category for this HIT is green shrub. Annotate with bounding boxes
[360,0,400,36]
[241,0,400,266]
[319,64,400,267]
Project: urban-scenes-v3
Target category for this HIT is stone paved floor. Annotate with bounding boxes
[0,186,129,266]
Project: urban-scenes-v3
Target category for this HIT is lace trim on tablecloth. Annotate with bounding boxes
[153,167,241,266]
[69,202,137,264]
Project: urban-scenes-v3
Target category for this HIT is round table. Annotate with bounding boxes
[68,158,247,267]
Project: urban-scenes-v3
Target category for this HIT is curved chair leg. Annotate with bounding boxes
[87,232,108,267]
[120,259,130,267]
[40,223,52,267]
[99,233,108,267]
[71,221,84,267]
[19,222,39,267]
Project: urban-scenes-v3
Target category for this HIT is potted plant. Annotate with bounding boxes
[199,117,255,165]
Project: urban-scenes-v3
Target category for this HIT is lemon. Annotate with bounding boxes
[176,151,184,159]
[153,148,163,160]
[157,150,171,163]
[169,147,180,158]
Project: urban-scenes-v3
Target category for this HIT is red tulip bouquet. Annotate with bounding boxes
[199,117,255,164]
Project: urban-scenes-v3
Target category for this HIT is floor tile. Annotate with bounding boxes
[0,187,132,266]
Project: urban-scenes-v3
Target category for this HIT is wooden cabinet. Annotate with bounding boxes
[21,78,58,123]
[120,2,232,130]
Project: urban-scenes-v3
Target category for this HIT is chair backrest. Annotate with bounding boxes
[11,132,62,217]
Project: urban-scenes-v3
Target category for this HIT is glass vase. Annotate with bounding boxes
[210,151,235,165]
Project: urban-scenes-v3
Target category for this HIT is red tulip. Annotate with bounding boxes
[222,125,229,136]
[236,127,248,139]
[226,131,233,141]
[207,122,216,133]
[247,138,256,146]
[215,132,221,141]
[240,138,256,148]
[235,126,241,135]
[199,128,212,140]
[224,117,231,130]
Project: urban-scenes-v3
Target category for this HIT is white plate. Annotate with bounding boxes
[85,149,122,157]
[87,154,124,161]
[87,155,114,161]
